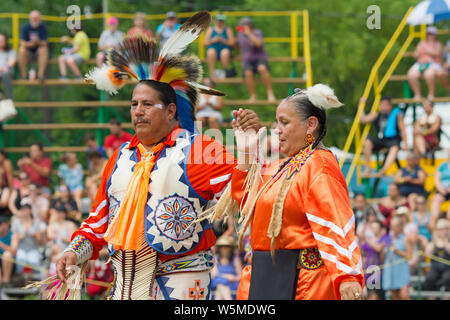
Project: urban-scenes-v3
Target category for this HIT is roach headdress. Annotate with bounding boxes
[85,11,224,132]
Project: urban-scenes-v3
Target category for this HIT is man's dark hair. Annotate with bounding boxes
[354,192,366,199]
[87,149,103,160]
[380,96,392,104]
[110,118,121,126]
[0,215,10,225]
[84,132,96,142]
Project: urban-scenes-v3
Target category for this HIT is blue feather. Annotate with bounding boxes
[175,92,195,133]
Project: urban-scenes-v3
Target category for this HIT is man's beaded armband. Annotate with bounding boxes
[63,235,94,265]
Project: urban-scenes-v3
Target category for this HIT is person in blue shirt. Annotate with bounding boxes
[155,11,181,48]
[203,14,235,78]
[18,10,48,80]
[0,216,13,287]
[431,148,450,228]
[360,96,408,178]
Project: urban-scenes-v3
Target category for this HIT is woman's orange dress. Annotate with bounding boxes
[231,149,364,300]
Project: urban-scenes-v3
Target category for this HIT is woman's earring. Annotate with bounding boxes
[305,133,315,146]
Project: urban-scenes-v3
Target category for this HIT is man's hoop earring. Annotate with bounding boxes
[305,133,315,146]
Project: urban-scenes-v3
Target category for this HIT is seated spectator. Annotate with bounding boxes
[46,204,77,266]
[57,152,84,211]
[103,118,132,158]
[236,17,275,102]
[393,152,426,208]
[96,16,124,68]
[353,192,383,231]
[85,150,107,204]
[423,219,450,292]
[360,220,387,300]
[360,97,408,177]
[8,171,31,217]
[430,148,450,229]
[58,25,90,80]
[378,183,409,230]
[203,14,235,78]
[18,10,48,80]
[86,247,114,300]
[412,194,433,242]
[155,11,181,48]
[0,150,14,192]
[413,100,441,156]
[211,235,241,300]
[0,150,13,217]
[196,78,223,130]
[3,204,46,286]
[17,143,52,196]
[444,40,450,73]
[50,185,80,224]
[407,26,450,100]
[382,216,412,300]
[394,206,428,273]
[0,33,17,100]
[21,183,49,224]
[84,133,107,168]
[0,216,12,288]
[127,12,152,39]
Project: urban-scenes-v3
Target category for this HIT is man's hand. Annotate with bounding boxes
[56,251,77,283]
[232,108,261,132]
[339,281,363,300]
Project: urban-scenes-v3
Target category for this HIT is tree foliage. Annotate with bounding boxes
[0,0,446,167]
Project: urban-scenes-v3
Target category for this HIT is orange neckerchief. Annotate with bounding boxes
[104,142,165,251]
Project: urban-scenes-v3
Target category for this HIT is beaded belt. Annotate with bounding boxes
[297,248,324,270]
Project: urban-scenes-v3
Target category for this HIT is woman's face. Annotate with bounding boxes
[423,101,433,114]
[134,17,145,28]
[19,173,30,186]
[275,101,312,157]
[387,184,399,199]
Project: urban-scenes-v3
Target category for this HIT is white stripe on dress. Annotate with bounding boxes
[306,212,355,238]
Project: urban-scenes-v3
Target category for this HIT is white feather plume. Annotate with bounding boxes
[158,11,211,59]
[306,83,343,110]
[84,65,122,95]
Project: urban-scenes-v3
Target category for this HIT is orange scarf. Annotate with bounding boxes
[104,142,165,251]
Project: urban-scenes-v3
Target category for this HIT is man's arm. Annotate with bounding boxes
[28,158,51,177]
[244,27,262,47]
[359,112,378,124]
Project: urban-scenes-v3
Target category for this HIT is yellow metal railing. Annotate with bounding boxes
[337,6,439,185]
[0,10,313,87]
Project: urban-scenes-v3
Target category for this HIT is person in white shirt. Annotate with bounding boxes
[96,16,124,67]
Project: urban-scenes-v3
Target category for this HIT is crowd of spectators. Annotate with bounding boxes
[0,10,449,301]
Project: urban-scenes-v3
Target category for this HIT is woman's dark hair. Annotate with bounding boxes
[0,33,10,51]
[285,93,327,149]
[0,149,6,158]
[136,80,178,120]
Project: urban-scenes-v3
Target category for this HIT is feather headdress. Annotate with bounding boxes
[85,11,224,132]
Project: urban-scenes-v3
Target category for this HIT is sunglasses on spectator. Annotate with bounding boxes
[415,201,426,205]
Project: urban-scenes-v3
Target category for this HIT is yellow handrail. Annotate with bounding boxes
[338,6,414,170]
[2,10,310,59]
[302,9,313,87]
[340,6,440,186]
